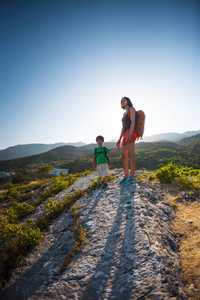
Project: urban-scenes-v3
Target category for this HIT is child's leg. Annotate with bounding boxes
[104,176,108,184]
[99,177,102,184]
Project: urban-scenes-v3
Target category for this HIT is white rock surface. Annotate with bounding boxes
[0,170,186,300]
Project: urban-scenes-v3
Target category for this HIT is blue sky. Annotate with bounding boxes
[0,0,199,150]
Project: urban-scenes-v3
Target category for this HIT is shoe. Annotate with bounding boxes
[122,177,136,186]
[97,183,102,189]
[102,183,108,189]
[119,177,128,184]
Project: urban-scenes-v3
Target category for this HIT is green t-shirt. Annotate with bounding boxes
[93,147,110,164]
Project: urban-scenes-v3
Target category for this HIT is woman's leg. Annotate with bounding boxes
[127,142,136,178]
[122,144,129,177]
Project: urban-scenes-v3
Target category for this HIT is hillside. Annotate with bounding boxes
[0,134,199,171]
[0,143,118,171]
[1,130,199,161]
[0,142,86,161]
[0,171,186,299]
[177,133,200,145]
[142,130,200,143]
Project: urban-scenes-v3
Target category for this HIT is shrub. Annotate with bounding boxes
[12,173,27,184]
[0,218,43,247]
[37,165,53,174]
[7,187,20,200]
[177,176,194,190]
[6,203,35,223]
[155,163,180,183]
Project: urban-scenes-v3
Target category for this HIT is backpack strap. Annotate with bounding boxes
[127,107,138,129]
[104,147,110,166]
[127,108,131,119]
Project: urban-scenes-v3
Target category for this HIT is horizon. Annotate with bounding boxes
[1,0,199,150]
[1,129,200,151]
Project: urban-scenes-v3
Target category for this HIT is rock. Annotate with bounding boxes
[0,171,185,300]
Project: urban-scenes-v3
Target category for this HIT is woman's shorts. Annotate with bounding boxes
[122,129,137,145]
[97,163,110,177]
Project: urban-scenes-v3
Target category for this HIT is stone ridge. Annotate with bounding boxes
[0,170,186,300]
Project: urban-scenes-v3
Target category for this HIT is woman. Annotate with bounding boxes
[117,97,137,185]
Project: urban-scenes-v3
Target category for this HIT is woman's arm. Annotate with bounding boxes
[127,107,135,142]
[117,128,123,147]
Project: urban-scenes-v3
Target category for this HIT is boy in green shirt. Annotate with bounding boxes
[93,135,120,189]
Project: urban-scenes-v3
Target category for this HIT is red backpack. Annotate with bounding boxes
[128,108,145,139]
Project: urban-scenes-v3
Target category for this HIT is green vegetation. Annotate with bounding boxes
[153,163,200,192]
[37,165,53,174]
[57,205,89,274]
[6,203,35,223]
[155,163,180,183]
[0,135,199,174]
[0,169,115,290]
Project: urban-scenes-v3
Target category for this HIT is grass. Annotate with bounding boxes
[172,199,200,299]
[57,205,89,274]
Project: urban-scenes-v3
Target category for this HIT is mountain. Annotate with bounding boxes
[142,130,200,143]
[177,133,200,145]
[1,131,199,161]
[0,142,86,161]
[0,134,200,171]
[0,142,118,170]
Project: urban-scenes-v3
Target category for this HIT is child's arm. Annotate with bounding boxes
[93,155,97,169]
[109,145,120,154]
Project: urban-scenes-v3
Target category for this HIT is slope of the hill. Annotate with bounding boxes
[177,133,200,145]
[0,142,86,161]
[0,134,199,171]
[142,130,200,143]
[1,130,199,161]
[0,143,118,170]
[0,171,186,300]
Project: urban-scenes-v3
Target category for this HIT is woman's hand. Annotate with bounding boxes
[117,139,121,148]
[126,133,132,143]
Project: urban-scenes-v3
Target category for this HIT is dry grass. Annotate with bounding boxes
[172,199,200,299]
[160,185,200,299]
[138,172,200,298]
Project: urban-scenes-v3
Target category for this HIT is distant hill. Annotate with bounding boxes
[0,142,86,161]
[142,130,200,143]
[0,142,117,170]
[0,134,199,171]
[1,131,199,161]
[177,133,200,145]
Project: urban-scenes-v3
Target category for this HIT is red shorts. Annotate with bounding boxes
[122,129,137,145]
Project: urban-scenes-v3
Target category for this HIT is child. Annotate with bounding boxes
[93,135,120,189]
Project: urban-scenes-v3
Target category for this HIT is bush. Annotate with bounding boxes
[12,173,27,184]
[0,218,44,247]
[177,176,194,190]
[6,203,35,223]
[7,187,20,200]
[37,165,53,174]
[155,163,180,183]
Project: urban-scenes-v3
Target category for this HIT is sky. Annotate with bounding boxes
[0,0,200,150]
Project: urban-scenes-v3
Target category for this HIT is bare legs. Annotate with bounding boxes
[99,176,108,184]
[121,143,136,178]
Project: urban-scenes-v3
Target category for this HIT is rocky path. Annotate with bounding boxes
[0,171,186,300]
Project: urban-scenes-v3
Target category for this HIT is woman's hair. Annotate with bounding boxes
[96,135,104,142]
[121,97,133,108]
